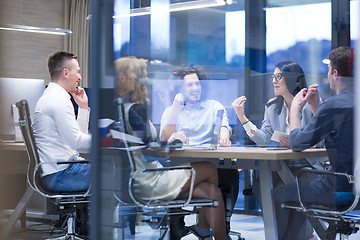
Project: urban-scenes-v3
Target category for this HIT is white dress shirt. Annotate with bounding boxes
[33,82,91,176]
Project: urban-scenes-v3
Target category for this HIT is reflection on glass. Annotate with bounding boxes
[351,0,359,42]
[226,11,245,64]
[114,0,130,60]
[266,2,331,101]
[151,0,170,59]
[103,1,360,237]
[111,2,246,224]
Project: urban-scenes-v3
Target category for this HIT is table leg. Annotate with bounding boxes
[277,161,295,184]
[259,160,278,240]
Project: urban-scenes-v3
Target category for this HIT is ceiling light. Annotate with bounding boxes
[0,24,72,36]
[113,0,226,18]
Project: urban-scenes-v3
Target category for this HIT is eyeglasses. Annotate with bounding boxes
[270,73,284,82]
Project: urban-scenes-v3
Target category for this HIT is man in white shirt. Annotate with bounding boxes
[33,51,91,192]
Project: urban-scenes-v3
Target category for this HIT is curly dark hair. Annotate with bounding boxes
[173,65,210,80]
[172,65,209,100]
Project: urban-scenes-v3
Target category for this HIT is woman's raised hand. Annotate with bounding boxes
[232,96,249,124]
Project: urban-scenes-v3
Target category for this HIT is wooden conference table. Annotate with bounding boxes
[1,142,328,240]
[146,146,328,240]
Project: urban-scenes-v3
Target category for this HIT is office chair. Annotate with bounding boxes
[110,97,219,240]
[16,99,90,240]
[282,168,360,240]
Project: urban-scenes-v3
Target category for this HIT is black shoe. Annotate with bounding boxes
[242,188,253,196]
[169,214,189,240]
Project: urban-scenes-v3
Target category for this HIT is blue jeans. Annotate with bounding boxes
[41,163,91,193]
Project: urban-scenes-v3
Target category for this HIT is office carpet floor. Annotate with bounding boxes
[4,212,360,240]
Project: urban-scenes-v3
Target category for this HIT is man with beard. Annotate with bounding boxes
[160,65,238,240]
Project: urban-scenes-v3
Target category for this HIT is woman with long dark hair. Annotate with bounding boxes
[232,61,312,148]
[232,61,320,240]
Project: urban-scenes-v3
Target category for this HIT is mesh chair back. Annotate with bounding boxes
[16,99,42,192]
[112,149,134,204]
[112,98,217,209]
[111,98,138,204]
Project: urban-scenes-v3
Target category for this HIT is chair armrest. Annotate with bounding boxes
[296,167,330,176]
[57,160,90,165]
[142,166,191,172]
[296,168,354,184]
[293,168,356,214]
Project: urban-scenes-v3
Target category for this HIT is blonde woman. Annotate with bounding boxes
[113,57,228,240]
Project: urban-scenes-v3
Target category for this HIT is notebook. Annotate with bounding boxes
[181,109,224,150]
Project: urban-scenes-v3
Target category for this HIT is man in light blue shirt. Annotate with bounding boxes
[160,65,238,239]
[160,66,231,146]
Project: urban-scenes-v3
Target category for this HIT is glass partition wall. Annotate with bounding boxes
[90,0,357,239]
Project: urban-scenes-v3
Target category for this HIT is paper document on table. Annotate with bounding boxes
[98,118,115,128]
[110,129,144,144]
[271,130,289,142]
